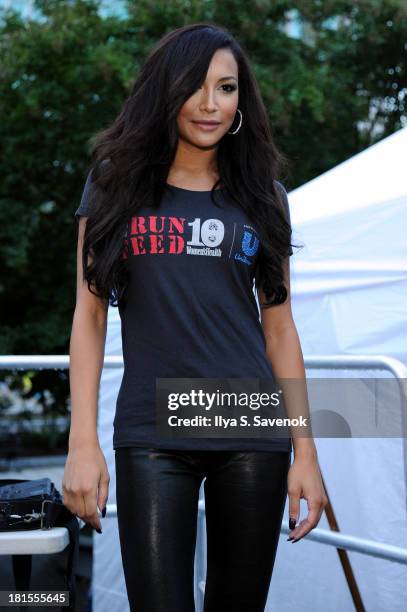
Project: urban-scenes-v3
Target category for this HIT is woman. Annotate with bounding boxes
[63,23,328,612]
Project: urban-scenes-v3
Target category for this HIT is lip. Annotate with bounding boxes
[192,120,221,131]
[192,120,221,124]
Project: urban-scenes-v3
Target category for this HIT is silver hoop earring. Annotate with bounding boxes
[227,109,242,135]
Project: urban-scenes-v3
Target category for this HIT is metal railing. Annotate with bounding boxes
[1,353,407,609]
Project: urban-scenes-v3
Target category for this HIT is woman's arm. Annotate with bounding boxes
[69,216,108,448]
[258,257,328,542]
[62,217,110,533]
[258,258,315,457]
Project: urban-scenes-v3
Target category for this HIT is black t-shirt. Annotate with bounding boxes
[75,171,293,453]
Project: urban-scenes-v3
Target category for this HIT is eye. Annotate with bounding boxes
[195,84,238,93]
[221,84,237,93]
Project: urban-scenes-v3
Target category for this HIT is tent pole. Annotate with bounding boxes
[321,472,366,611]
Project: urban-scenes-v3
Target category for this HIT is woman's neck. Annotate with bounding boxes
[167,140,219,190]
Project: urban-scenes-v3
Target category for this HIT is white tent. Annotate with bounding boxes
[92,127,407,611]
[288,126,407,367]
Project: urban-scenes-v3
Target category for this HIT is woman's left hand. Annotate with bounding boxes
[286,449,328,543]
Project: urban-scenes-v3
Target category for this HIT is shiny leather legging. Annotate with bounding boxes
[115,447,291,612]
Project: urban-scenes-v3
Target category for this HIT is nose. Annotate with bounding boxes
[199,88,218,112]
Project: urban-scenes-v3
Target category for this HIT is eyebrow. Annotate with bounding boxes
[217,76,238,83]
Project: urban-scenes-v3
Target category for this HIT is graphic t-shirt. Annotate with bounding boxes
[75,172,293,453]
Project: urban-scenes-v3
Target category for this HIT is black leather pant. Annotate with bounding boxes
[115,447,291,612]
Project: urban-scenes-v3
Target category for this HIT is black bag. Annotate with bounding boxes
[0,477,79,611]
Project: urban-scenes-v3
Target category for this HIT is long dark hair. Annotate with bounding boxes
[80,22,294,309]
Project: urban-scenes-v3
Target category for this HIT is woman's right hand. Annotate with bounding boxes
[62,442,110,533]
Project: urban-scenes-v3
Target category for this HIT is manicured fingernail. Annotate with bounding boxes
[102,507,106,518]
[96,527,102,534]
[289,518,296,530]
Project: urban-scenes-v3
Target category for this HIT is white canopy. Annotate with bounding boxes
[288,126,407,367]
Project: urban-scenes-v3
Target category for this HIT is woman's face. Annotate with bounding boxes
[177,48,239,148]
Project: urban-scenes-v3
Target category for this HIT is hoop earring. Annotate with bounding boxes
[227,109,242,135]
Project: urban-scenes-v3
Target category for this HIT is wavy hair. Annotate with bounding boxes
[79,22,295,309]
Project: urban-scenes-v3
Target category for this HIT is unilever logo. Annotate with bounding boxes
[234,225,260,266]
